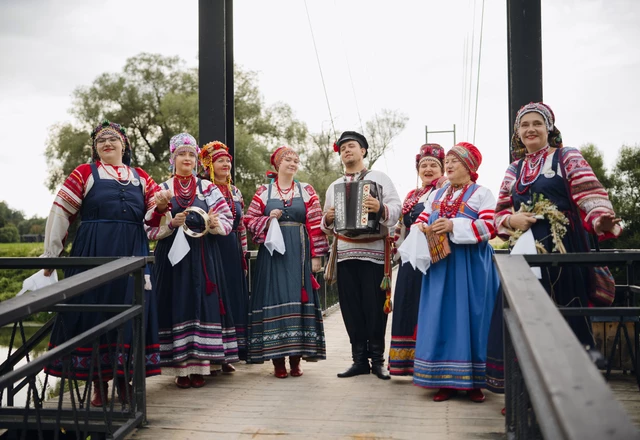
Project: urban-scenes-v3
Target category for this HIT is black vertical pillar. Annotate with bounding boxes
[199,0,234,174]
[507,0,542,161]
[225,0,235,167]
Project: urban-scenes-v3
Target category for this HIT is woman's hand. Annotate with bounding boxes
[431,218,453,234]
[155,189,172,211]
[509,212,537,232]
[44,269,55,277]
[595,213,621,235]
[311,257,322,273]
[416,222,428,233]
[209,212,220,229]
[269,209,282,220]
[171,212,187,228]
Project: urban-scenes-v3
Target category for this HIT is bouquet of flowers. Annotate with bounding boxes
[508,193,569,253]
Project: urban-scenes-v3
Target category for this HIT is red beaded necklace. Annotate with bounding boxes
[516,145,550,195]
[439,183,470,219]
[173,174,197,208]
[276,179,295,208]
[217,184,237,220]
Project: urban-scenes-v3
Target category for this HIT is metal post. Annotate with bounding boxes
[133,268,146,423]
[199,0,228,146]
[507,0,543,161]
[225,0,235,179]
[425,126,457,146]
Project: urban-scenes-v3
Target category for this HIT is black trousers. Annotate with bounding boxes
[337,259,388,345]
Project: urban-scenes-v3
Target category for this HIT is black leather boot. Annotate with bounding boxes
[369,341,390,380]
[337,342,370,378]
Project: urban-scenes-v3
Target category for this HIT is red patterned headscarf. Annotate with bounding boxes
[447,142,482,182]
[266,146,299,179]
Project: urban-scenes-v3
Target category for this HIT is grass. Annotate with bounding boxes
[0,242,57,321]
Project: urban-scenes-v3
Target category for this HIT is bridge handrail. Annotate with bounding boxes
[494,253,639,440]
[0,257,152,328]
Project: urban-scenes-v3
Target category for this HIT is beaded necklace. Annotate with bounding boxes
[276,179,295,208]
[516,145,550,195]
[173,174,197,208]
[101,163,131,186]
[439,183,471,219]
[217,184,237,220]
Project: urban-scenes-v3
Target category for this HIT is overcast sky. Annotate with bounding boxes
[1,0,639,218]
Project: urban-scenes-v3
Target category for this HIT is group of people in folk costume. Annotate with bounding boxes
[40,101,621,410]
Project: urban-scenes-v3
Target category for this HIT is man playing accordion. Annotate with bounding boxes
[322,131,401,380]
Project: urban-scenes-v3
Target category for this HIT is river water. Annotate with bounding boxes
[0,325,60,407]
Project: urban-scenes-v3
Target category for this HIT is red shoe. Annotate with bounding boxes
[272,358,288,378]
[90,380,109,407]
[289,356,303,377]
[221,363,236,374]
[433,388,457,402]
[501,407,506,416]
[467,388,485,403]
[175,376,191,389]
[190,374,205,388]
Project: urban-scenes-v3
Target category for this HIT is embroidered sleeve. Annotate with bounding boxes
[144,180,175,241]
[302,183,329,257]
[414,190,436,225]
[450,186,497,244]
[42,164,93,258]
[393,190,415,256]
[203,180,233,236]
[137,167,172,231]
[234,186,248,255]
[321,182,336,235]
[378,172,402,228]
[243,185,270,244]
[494,162,518,239]
[562,147,622,240]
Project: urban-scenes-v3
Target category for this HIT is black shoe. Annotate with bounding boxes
[371,364,390,380]
[337,363,371,378]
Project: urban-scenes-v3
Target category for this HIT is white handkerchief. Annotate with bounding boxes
[17,269,58,296]
[168,226,190,266]
[265,218,286,256]
[397,227,431,274]
[511,228,541,279]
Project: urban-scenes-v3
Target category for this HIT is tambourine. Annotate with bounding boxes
[182,206,211,238]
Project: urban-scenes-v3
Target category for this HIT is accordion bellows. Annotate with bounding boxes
[333,180,383,237]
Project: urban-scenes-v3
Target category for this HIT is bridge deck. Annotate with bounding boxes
[127,309,506,440]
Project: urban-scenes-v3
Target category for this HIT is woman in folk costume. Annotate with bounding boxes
[146,133,238,389]
[486,102,621,401]
[199,141,250,367]
[389,144,446,376]
[243,146,329,378]
[413,142,500,403]
[42,120,165,407]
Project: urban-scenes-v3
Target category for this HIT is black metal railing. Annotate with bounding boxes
[0,257,151,440]
[246,251,339,313]
[495,251,640,439]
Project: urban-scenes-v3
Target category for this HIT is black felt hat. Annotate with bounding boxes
[336,131,369,157]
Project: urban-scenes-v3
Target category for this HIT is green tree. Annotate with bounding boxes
[45,53,309,209]
[297,127,342,203]
[0,225,20,243]
[609,145,640,250]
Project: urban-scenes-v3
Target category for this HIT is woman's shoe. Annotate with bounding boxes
[116,378,133,404]
[190,374,205,388]
[501,407,506,416]
[433,388,457,402]
[467,388,486,403]
[289,356,303,377]
[90,380,109,407]
[175,376,191,389]
[272,358,288,378]
[221,363,236,374]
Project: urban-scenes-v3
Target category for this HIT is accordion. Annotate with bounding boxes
[333,180,383,237]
